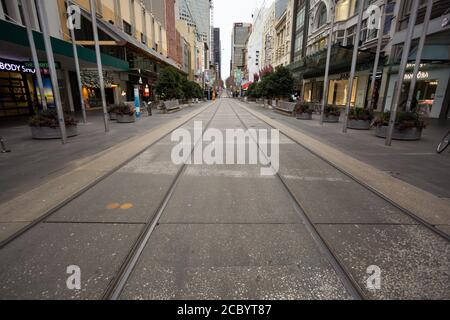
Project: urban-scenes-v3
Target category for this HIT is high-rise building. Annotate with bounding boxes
[176,0,211,44]
[213,28,221,80]
[148,0,178,64]
[231,22,252,82]
[247,7,267,82]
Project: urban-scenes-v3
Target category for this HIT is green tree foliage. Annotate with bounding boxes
[251,66,294,99]
[155,67,184,100]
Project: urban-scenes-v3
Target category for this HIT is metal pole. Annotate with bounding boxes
[406,0,433,112]
[320,3,336,125]
[342,1,365,133]
[90,0,109,132]
[21,0,47,111]
[35,0,67,144]
[66,0,87,124]
[367,0,387,111]
[386,0,420,146]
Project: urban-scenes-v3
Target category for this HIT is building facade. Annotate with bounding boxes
[246,8,266,82]
[231,22,252,87]
[0,0,190,119]
[273,0,293,67]
[213,28,221,81]
[261,2,276,69]
[383,0,450,119]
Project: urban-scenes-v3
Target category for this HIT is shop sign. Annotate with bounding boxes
[23,61,61,70]
[404,71,429,81]
[0,58,35,73]
[0,58,62,74]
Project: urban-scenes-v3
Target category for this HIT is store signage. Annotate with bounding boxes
[0,58,61,74]
[404,71,429,81]
[0,59,35,73]
[23,61,61,69]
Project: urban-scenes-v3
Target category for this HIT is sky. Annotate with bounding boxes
[214,0,274,81]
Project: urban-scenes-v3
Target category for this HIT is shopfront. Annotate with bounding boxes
[384,63,450,118]
[0,58,57,118]
[302,71,367,108]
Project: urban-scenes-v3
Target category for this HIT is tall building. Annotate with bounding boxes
[247,7,267,82]
[231,22,252,84]
[176,0,211,44]
[273,0,293,67]
[213,28,221,80]
[147,0,178,64]
[261,2,276,68]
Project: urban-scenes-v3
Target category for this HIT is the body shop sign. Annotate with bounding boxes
[0,58,61,74]
[0,58,36,73]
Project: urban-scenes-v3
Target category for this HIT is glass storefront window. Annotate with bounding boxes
[328,78,358,106]
[400,80,438,112]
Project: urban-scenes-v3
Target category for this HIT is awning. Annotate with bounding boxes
[288,44,380,79]
[79,8,184,72]
[0,19,129,71]
[409,45,450,62]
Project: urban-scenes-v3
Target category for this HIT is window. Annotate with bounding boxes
[123,21,132,35]
[346,25,356,46]
[296,7,305,31]
[335,0,350,22]
[317,3,327,28]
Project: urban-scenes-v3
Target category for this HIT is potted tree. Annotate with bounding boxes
[295,102,313,120]
[374,111,425,141]
[347,108,374,130]
[29,110,78,139]
[323,105,341,123]
[116,104,136,123]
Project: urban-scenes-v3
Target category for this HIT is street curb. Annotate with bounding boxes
[238,101,450,228]
[0,102,213,241]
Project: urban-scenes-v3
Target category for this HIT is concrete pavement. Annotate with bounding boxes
[0,98,448,300]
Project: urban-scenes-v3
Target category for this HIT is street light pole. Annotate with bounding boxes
[21,0,47,111]
[320,2,336,125]
[367,0,387,111]
[66,0,87,124]
[35,0,67,144]
[342,1,365,133]
[89,0,109,132]
[386,0,420,146]
[405,0,433,112]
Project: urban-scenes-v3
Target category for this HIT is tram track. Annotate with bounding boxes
[228,101,366,300]
[235,100,450,243]
[102,100,222,300]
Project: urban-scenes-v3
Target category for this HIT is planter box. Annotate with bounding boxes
[296,113,312,120]
[323,115,340,123]
[348,119,370,130]
[109,112,117,121]
[31,126,78,140]
[117,114,136,123]
[375,126,423,141]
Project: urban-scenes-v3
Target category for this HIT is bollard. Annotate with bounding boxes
[0,136,11,153]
